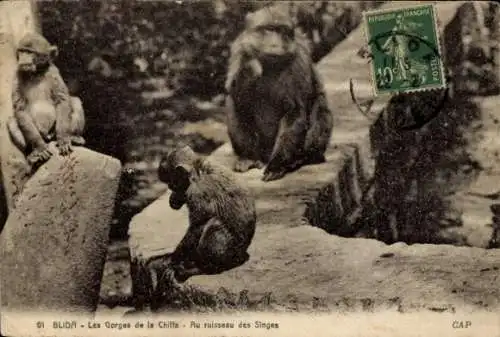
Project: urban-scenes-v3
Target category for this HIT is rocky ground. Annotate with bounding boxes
[449,95,500,247]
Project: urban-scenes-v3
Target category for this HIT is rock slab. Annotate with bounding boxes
[0,143,122,314]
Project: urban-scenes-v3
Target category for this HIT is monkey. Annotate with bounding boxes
[141,145,257,307]
[7,32,85,167]
[225,4,334,182]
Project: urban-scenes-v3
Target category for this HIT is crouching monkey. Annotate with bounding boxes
[139,146,257,309]
[225,4,334,182]
[7,32,85,167]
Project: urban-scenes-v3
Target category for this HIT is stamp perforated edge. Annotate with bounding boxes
[361,2,448,97]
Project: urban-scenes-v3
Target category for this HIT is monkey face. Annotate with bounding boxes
[17,49,56,73]
[159,147,196,187]
[168,169,189,211]
[167,166,190,193]
[158,146,199,211]
[169,191,187,210]
[244,5,297,64]
[159,157,189,191]
[16,33,58,73]
[159,163,190,210]
[17,51,40,72]
[253,26,296,63]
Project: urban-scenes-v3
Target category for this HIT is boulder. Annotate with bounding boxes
[0,143,122,315]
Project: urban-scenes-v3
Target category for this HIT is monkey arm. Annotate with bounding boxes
[225,34,248,93]
[49,66,72,142]
[225,54,242,92]
[11,79,46,150]
[227,100,259,158]
[11,76,26,112]
[311,65,326,97]
[170,224,204,264]
[310,65,331,119]
[14,108,47,150]
[263,101,308,181]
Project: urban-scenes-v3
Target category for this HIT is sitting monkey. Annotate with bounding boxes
[225,5,334,182]
[141,146,257,309]
[7,32,85,167]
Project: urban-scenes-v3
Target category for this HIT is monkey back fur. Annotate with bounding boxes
[184,156,256,247]
[162,146,256,246]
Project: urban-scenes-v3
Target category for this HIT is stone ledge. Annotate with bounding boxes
[1,144,122,313]
[182,226,500,310]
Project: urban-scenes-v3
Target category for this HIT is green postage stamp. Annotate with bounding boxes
[363,4,446,96]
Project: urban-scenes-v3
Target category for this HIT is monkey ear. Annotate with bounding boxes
[49,46,58,59]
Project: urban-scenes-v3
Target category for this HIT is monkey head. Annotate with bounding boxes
[16,33,58,74]
[158,145,198,210]
[244,5,297,66]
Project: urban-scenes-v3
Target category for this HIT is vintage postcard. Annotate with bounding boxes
[0,1,499,336]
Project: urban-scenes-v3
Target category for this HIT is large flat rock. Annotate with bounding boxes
[126,1,500,312]
[129,186,500,310]
[1,143,122,315]
[183,227,500,310]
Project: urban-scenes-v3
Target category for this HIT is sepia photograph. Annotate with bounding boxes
[0,0,499,336]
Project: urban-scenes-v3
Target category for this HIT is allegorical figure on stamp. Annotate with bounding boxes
[380,15,428,87]
[365,4,446,95]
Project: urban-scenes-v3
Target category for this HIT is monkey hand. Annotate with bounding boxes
[246,59,263,78]
[234,158,264,173]
[172,263,200,283]
[146,253,173,273]
[56,137,73,156]
[262,154,290,181]
[262,159,304,182]
[27,145,53,166]
[262,167,287,182]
